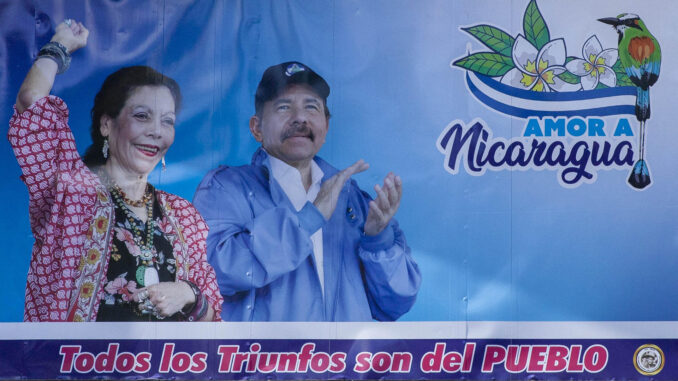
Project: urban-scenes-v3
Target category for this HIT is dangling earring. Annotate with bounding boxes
[102,138,109,159]
[161,156,166,171]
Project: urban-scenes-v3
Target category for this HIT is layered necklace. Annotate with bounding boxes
[100,169,159,287]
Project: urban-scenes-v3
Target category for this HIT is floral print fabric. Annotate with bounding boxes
[9,96,223,321]
[97,192,181,321]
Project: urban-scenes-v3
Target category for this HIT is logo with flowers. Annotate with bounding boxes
[438,0,653,189]
[453,0,633,98]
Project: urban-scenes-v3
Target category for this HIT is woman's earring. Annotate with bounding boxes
[162,156,166,171]
[102,138,109,159]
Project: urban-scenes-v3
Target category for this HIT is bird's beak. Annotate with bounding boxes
[598,17,621,26]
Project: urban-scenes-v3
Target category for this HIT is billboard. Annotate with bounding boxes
[1,0,676,379]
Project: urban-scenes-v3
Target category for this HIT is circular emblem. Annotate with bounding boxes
[633,344,664,376]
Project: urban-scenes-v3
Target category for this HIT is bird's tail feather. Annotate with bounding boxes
[636,87,650,121]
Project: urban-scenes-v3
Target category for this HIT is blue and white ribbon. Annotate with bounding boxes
[466,72,636,119]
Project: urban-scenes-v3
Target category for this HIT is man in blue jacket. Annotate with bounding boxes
[193,61,421,321]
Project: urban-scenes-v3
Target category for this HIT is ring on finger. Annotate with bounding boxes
[142,299,154,312]
[138,301,151,314]
[151,305,165,319]
[153,309,166,320]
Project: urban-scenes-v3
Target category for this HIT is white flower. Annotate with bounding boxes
[501,35,580,92]
[565,35,618,90]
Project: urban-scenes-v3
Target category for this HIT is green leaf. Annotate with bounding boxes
[558,70,580,85]
[453,53,514,77]
[613,59,634,87]
[523,0,550,49]
[462,25,515,57]
[612,59,624,71]
[559,56,580,84]
[616,72,634,87]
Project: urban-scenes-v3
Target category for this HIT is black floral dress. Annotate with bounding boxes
[96,190,182,321]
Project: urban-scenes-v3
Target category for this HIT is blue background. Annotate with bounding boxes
[1,0,676,322]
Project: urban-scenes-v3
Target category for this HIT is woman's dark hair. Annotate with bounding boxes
[82,66,182,167]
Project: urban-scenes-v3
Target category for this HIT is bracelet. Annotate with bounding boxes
[50,41,70,55]
[181,280,208,322]
[37,42,71,74]
[190,294,208,322]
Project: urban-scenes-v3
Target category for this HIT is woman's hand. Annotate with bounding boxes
[52,19,89,54]
[133,281,195,319]
[16,19,89,112]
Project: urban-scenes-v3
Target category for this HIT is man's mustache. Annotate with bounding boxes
[282,123,314,141]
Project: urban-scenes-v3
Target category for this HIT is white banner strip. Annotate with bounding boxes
[2,322,678,340]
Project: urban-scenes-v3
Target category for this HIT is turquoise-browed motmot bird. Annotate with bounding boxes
[599,13,661,189]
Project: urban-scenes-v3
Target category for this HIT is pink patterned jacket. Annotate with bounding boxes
[9,96,223,321]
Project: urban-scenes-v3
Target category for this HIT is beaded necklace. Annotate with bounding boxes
[114,183,152,207]
[98,169,159,286]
